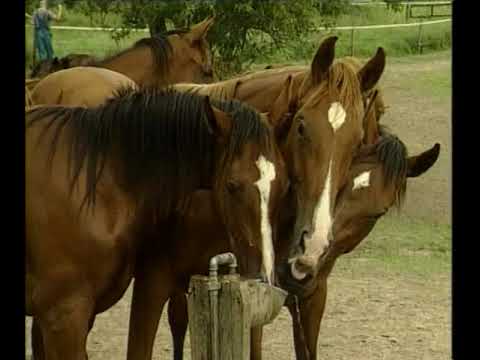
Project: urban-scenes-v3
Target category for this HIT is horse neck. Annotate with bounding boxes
[98,47,161,88]
[235,70,307,113]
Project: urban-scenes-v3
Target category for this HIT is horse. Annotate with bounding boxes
[94,16,215,86]
[29,53,97,78]
[28,16,215,107]
[173,36,389,290]
[25,87,289,360]
[285,129,441,360]
[30,67,138,107]
[164,129,441,360]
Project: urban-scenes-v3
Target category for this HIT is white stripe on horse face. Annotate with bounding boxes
[328,102,346,132]
[352,171,371,191]
[255,155,276,284]
[291,159,333,280]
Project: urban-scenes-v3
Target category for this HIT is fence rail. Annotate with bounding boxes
[24,18,451,33]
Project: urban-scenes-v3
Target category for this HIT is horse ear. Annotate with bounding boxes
[186,16,215,43]
[203,95,232,140]
[358,47,386,93]
[311,36,338,85]
[407,143,440,178]
[268,75,297,142]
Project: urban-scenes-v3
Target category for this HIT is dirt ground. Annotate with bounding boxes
[25,53,451,359]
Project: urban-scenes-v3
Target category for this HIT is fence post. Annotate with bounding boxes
[350,27,355,56]
[405,3,410,22]
[416,19,424,54]
[187,253,287,360]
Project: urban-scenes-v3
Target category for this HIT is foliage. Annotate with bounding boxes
[383,0,405,13]
[75,0,118,27]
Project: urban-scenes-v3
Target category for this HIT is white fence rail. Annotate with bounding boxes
[25,18,451,33]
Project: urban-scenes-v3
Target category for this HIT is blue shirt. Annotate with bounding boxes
[32,9,54,31]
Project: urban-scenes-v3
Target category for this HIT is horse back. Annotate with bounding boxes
[30,67,137,107]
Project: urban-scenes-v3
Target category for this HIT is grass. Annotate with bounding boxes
[384,50,452,101]
[334,214,451,278]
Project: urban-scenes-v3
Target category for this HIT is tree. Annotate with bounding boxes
[116,0,320,75]
[55,0,352,76]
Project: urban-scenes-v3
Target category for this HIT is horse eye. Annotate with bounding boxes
[298,120,306,137]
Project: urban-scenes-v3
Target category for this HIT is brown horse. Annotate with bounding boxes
[29,53,98,78]
[95,17,215,86]
[164,129,441,360]
[286,130,441,360]
[30,67,138,107]
[28,16,215,107]
[173,37,388,289]
[26,87,289,359]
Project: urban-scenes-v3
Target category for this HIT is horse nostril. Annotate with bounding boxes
[299,231,308,253]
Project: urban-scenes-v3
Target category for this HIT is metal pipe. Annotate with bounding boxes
[209,252,238,277]
[208,253,238,360]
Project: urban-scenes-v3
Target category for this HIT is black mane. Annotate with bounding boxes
[95,31,181,80]
[27,87,271,217]
[355,125,408,207]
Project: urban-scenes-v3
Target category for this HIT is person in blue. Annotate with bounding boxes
[26,1,63,62]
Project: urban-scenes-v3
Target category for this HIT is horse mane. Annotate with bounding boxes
[355,125,408,208]
[95,30,181,81]
[172,79,240,102]
[27,86,272,218]
[303,60,364,116]
[339,56,387,119]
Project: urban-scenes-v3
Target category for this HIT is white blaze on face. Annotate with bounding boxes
[328,102,346,132]
[352,171,371,191]
[290,102,346,280]
[303,159,333,260]
[255,155,276,284]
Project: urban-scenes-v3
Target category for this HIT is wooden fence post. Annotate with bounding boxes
[350,27,355,56]
[187,253,287,360]
[416,20,424,54]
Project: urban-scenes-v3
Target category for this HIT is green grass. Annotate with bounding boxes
[384,50,452,101]
[334,214,451,278]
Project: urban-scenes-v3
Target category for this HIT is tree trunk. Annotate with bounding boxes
[149,16,167,37]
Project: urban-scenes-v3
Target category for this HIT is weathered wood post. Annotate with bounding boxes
[416,19,424,54]
[350,27,355,57]
[187,253,287,360]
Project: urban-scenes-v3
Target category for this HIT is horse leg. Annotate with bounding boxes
[31,317,45,360]
[287,298,309,360]
[297,279,328,360]
[250,326,263,360]
[127,260,174,360]
[167,291,189,360]
[37,294,94,360]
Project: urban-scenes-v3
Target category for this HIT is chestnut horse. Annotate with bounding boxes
[93,17,215,86]
[28,16,215,107]
[174,37,388,288]
[164,130,441,360]
[26,87,289,359]
[286,130,441,360]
